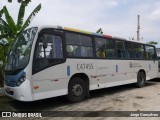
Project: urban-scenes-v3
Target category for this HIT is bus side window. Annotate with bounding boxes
[66,45,74,56]
[95,37,106,58]
[124,42,132,59]
[117,50,121,58]
[66,32,93,58]
[145,45,157,60]
[87,47,93,57]
[116,40,125,58]
[35,42,43,58]
[75,46,81,57]
[33,33,64,73]
[125,51,130,58]
[106,39,116,58]
[96,48,105,58]
[132,43,144,59]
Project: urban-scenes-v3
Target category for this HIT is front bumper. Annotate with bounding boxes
[4,79,33,102]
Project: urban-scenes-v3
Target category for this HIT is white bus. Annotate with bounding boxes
[4,25,159,102]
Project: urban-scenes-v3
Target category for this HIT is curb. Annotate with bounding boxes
[0,87,4,95]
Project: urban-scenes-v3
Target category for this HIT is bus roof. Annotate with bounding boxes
[37,25,144,44]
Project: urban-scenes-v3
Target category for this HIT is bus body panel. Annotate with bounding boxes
[32,58,158,101]
[4,67,34,101]
[4,79,33,101]
[133,60,158,80]
[32,62,67,100]
[32,59,96,100]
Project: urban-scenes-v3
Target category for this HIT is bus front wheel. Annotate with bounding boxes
[136,71,146,88]
[67,77,86,102]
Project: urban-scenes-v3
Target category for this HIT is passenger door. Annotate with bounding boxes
[32,29,67,100]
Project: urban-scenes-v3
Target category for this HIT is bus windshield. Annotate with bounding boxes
[5,27,38,72]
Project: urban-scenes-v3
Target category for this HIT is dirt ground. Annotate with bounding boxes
[49,78,160,120]
[1,78,160,120]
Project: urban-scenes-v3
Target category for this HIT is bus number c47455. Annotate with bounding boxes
[77,63,94,70]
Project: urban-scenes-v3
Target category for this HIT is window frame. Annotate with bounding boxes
[115,39,126,59]
[33,28,158,63]
[65,31,94,59]
[145,44,157,60]
[95,37,116,59]
[32,28,66,74]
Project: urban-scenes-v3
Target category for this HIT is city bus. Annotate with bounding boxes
[4,25,159,102]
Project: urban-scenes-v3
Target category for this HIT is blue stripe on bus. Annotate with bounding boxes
[116,65,118,73]
[149,64,151,70]
[67,66,70,76]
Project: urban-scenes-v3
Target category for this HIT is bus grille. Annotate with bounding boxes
[5,79,16,87]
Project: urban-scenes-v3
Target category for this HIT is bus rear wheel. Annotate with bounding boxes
[67,77,86,102]
[136,71,146,88]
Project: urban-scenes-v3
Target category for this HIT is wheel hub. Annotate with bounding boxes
[72,84,83,97]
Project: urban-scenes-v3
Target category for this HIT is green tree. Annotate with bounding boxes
[8,0,31,4]
[96,28,103,34]
[0,1,41,87]
[0,2,41,42]
[147,41,158,45]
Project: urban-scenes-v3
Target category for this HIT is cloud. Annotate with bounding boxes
[1,0,160,47]
[28,0,118,27]
[150,8,160,21]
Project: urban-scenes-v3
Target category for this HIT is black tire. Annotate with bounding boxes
[67,77,86,102]
[136,72,146,88]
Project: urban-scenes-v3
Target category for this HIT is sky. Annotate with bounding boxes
[0,0,160,47]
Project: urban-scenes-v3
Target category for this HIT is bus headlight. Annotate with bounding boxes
[16,72,26,86]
